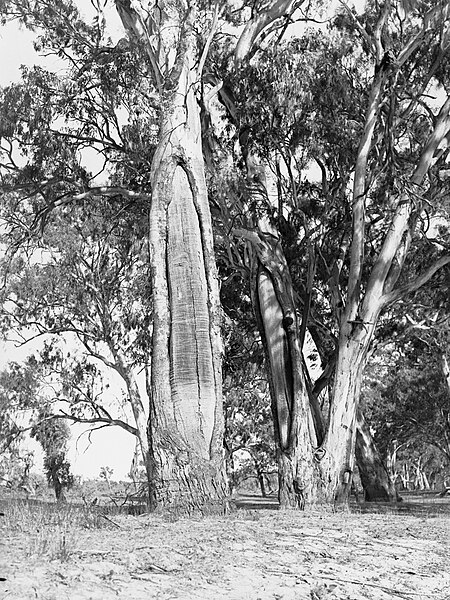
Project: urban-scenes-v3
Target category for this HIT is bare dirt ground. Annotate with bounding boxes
[1,494,449,600]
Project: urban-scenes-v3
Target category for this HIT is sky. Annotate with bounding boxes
[0,0,366,480]
[0,4,135,480]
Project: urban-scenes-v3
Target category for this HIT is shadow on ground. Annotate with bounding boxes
[234,490,450,515]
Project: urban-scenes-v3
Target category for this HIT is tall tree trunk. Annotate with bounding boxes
[231,122,318,509]
[250,242,318,508]
[110,345,155,507]
[117,1,227,511]
[150,55,226,511]
[316,15,450,504]
[307,343,397,504]
[355,411,399,502]
[319,333,368,503]
[255,463,267,498]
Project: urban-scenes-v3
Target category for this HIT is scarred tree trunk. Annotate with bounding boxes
[231,119,318,508]
[117,1,227,510]
[250,242,318,508]
[149,53,227,511]
[355,411,399,502]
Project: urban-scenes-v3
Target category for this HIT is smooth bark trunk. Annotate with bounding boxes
[305,338,398,504]
[111,349,155,508]
[442,354,450,396]
[127,379,154,508]
[318,320,377,504]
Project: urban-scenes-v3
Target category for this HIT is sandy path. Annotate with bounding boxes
[1,506,449,599]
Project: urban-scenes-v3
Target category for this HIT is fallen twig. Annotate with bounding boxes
[131,564,175,578]
[101,514,121,528]
[267,570,422,600]
[318,574,423,599]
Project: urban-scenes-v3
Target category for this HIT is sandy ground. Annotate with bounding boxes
[1,497,449,600]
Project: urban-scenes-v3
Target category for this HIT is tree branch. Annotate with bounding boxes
[362,95,450,317]
[397,2,450,67]
[345,62,387,323]
[115,0,163,91]
[234,0,304,66]
[198,3,220,77]
[381,255,450,306]
[57,411,138,436]
[29,186,150,233]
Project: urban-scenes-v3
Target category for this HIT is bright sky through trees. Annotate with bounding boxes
[0,8,136,479]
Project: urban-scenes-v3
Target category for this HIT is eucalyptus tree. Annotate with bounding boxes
[0,193,153,500]
[0,361,39,491]
[317,1,449,503]
[365,263,450,467]
[3,0,448,510]
[0,0,158,500]
[213,0,450,505]
[0,0,320,509]
[220,288,277,496]
[31,410,74,502]
[110,0,327,510]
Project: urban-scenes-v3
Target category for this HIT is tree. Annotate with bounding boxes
[0,360,41,494]
[361,256,450,491]
[31,408,74,502]
[316,0,450,503]
[99,465,114,493]
[0,188,156,500]
[354,409,399,501]
[112,0,318,510]
[0,0,322,510]
[3,0,449,509]
[366,322,450,467]
[223,346,277,496]
[211,1,450,505]
[0,358,78,500]
[0,0,157,496]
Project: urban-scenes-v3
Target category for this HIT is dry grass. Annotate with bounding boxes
[1,500,108,562]
[1,495,449,599]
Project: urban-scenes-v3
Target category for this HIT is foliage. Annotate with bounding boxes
[31,408,74,500]
[225,386,276,494]
[365,340,450,456]
[0,360,39,451]
[0,195,151,451]
[99,465,114,491]
[0,0,153,472]
[0,0,157,198]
